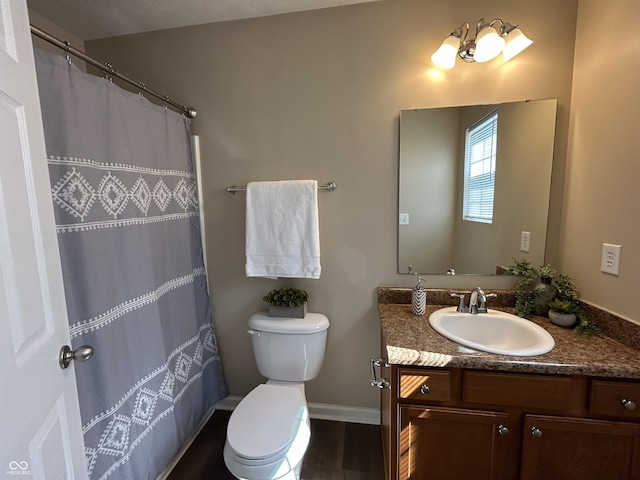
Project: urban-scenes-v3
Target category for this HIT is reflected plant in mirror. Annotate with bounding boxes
[398,99,558,275]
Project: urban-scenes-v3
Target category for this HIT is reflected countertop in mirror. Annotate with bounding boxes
[398,99,557,275]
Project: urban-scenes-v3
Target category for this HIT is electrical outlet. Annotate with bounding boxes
[399,213,409,225]
[600,243,622,276]
[520,231,531,253]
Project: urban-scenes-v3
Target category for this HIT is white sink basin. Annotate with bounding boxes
[428,306,555,356]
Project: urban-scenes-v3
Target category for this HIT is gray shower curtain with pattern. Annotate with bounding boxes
[34,48,227,480]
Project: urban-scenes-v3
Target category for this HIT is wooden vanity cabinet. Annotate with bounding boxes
[520,415,640,480]
[520,379,640,480]
[399,405,510,480]
[380,365,640,480]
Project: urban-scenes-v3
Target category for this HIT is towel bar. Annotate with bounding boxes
[226,181,337,194]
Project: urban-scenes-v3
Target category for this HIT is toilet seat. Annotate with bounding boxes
[226,384,310,466]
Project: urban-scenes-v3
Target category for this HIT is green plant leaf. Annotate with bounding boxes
[263,287,309,306]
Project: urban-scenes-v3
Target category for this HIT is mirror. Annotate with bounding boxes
[398,98,557,275]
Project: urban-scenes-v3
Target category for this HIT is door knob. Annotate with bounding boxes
[59,344,94,369]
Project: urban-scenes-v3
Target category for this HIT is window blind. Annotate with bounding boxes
[463,112,498,223]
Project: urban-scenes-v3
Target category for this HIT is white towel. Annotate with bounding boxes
[245,180,321,279]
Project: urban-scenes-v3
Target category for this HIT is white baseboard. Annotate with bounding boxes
[215,395,380,425]
[307,402,380,425]
[214,395,243,411]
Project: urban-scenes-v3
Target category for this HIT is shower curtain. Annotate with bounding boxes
[34,48,227,479]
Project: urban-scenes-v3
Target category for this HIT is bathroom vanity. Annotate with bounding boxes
[376,289,640,480]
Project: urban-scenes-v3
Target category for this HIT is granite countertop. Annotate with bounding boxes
[378,292,640,379]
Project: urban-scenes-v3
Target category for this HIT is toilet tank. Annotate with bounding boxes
[248,312,330,382]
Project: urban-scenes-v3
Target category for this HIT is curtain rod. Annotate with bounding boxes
[226,182,337,194]
[30,24,197,119]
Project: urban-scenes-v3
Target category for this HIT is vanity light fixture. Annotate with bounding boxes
[431,18,533,69]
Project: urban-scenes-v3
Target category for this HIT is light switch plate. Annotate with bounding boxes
[399,213,409,225]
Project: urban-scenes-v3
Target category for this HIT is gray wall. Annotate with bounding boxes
[399,108,459,274]
[84,0,579,409]
[561,0,640,323]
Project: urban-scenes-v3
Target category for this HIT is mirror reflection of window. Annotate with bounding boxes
[463,111,498,224]
[398,98,558,275]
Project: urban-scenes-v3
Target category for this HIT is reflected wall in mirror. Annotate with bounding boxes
[398,99,557,275]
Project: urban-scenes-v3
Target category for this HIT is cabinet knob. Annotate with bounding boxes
[622,399,636,411]
[531,427,543,438]
[420,384,430,395]
[497,425,509,436]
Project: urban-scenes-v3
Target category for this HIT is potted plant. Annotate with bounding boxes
[532,265,559,316]
[263,287,308,318]
[508,259,600,336]
[508,259,539,318]
[547,299,580,327]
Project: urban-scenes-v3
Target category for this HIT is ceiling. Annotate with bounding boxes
[27,0,381,41]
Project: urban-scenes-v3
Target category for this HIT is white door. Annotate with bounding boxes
[0,1,88,479]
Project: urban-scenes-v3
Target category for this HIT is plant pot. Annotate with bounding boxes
[268,303,307,318]
[548,309,577,327]
[533,277,558,317]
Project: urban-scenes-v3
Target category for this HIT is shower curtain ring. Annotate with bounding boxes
[64,41,71,64]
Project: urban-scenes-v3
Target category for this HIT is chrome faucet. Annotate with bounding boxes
[450,288,497,313]
[450,293,466,312]
[468,287,497,314]
[468,287,486,314]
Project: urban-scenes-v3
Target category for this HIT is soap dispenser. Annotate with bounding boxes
[412,276,426,316]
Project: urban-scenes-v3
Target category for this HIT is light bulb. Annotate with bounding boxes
[431,35,460,69]
[474,26,505,63]
[503,28,533,62]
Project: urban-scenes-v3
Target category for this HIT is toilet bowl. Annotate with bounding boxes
[223,312,329,480]
[223,383,310,480]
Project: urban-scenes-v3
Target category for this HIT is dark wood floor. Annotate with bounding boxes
[168,410,385,479]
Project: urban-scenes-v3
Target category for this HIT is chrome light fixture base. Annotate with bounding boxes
[457,39,476,62]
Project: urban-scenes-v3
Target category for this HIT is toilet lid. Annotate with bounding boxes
[249,312,329,334]
[227,384,308,461]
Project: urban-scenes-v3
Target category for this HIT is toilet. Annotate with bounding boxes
[223,311,330,480]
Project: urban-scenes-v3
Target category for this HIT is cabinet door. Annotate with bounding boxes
[399,405,509,480]
[521,415,640,480]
